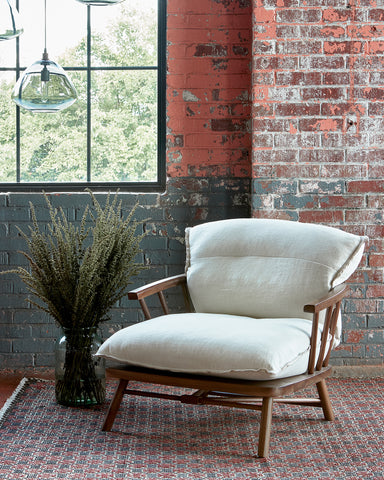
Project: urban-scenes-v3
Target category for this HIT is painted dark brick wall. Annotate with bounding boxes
[252,0,384,367]
[0,176,250,369]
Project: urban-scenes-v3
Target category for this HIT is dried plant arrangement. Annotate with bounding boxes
[4,190,146,406]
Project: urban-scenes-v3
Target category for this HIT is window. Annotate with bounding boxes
[0,0,166,191]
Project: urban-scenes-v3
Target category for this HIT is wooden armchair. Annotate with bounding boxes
[96,219,367,457]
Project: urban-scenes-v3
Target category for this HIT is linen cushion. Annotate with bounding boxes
[185,219,367,344]
[96,312,325,380]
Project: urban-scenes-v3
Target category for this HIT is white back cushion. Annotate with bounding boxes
[185,219,367,340]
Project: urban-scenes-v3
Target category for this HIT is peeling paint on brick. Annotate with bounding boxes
[182,90,200,102]
[211,0,251,8]
[212,58,228,71]
[311,119,341,132]
[194,44,228,57]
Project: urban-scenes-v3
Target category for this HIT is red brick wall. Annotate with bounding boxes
[251,0,383,367]
[166,0,384,368]
[167,0,252,178]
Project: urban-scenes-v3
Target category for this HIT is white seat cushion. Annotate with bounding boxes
[96,312,325,380]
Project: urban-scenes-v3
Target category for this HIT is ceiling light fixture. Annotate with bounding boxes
[11,0,77,113]
[0,0,23,41]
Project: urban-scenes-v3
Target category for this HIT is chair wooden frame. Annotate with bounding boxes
[102,273,348,457]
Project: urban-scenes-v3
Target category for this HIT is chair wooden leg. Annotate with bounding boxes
[102,379,129,431]
[316,379,334,421]
[258,397,273,458]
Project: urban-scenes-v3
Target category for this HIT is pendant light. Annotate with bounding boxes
[11,0,77,113]
[0,0,23,40]
[75,0,126,5]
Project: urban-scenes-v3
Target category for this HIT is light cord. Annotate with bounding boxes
[42,0,48,59]
[44,0,47,53]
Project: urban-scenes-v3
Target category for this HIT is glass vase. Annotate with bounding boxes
[55,327,106,407]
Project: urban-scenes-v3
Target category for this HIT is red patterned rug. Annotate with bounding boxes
[0,377,383,479]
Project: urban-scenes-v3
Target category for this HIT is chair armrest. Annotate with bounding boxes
[304,284,348,374]
[128,273,187,300]
[303,284,348,314]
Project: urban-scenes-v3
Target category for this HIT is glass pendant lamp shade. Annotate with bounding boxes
[11,0,77,113]
[0,0,23,40]
[75,0,125,5]
[12,50,77,113]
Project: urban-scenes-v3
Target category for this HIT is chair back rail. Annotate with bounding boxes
[323,300,342,368]
[130,274,192,321]
[313,301,342,373]
[139,299,152,320]
[158,291,170,316]
[308,312,319,374]
[316,306,333,372]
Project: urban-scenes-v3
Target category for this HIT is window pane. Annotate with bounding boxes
[19,0,86,68]
[91,0,158,68]
[0,73,16,182]
[19,73,87,183]
[0,40,16,68]
[91,70,157,182]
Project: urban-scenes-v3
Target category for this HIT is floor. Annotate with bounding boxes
[0,371,54,408]
[1,376,383,479]
[0,374,23,408]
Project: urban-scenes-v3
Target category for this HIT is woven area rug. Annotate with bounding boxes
[0,377,383,479]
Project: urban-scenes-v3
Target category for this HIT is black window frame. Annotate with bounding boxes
[0,0,167,192]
